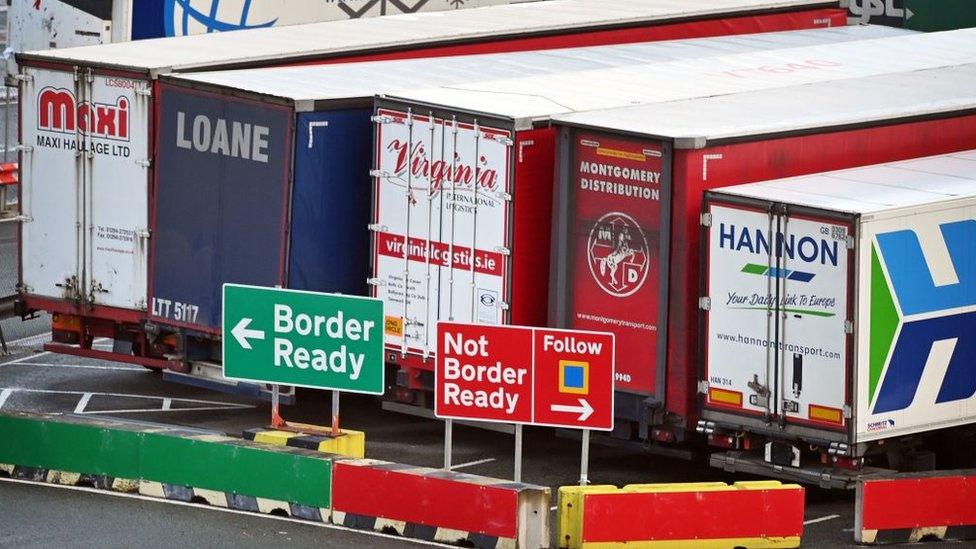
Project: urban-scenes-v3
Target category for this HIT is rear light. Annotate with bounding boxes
[708,434,736,449]
[51,313,81,332]
[652,428,675,443]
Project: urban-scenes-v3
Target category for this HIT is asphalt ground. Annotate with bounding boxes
[0,477,424,548]
[2,332,959,548]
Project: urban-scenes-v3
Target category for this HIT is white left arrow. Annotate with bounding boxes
[550,398,594,422]
[231,317,265,350]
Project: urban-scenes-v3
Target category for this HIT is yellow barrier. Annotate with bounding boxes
[244,424,365,459]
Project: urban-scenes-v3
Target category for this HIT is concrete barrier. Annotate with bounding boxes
[558,481,805,548]
[856,470,976,544]
[332,458,550,548]
[243,423,365,458]
[0,411,334,521]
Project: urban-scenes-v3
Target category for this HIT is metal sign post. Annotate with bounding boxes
[331,389,341,436]
[514,424,524,483]
[271,384,285,428]
[580,429,591,486]
[443,419,454,470]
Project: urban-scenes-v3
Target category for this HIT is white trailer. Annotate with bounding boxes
[701,151,976,481]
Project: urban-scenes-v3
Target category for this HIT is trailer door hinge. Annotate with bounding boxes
[134,86,152,97]
[843,405,852,419]
[490,135,514,146]
[844,320,854,334]
[698,380,709,394]
[846,235,855,250]
[13,73,33,83]
[495,191,512,201]
[493,246,511,256]
[699,297,711,311]
[367,278,385,287]
[370,115,397,125]
[498,301,510,311]
[700,212,712,227]
[136,159,151,168]
[370,169,389,178]
[136,229,151,239]
[367,223,387,232]
[0,215,32,224]
[14,145,33,154]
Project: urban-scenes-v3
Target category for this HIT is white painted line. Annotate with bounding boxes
[73,393,93,414]
[0,350,53,367]
[162,398,172,411]
[0,387,252,408]
[5,332,52,347]
[449,458,495,470]
[0,477,451,547]
[76,406,252,416]
[804,514,841,525]
[1,362,143,372]
[0,388,12,410]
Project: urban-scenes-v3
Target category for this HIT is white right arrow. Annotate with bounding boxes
[231,317,265,350]
[550,398,594,422]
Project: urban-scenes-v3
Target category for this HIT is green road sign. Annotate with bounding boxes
[222,284,385,394]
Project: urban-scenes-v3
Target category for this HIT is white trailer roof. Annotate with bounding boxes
[384,28,976,127]
[710,151,976,215]
[174,26,908,107]
[17,0,835,75]
[554,62,976,148]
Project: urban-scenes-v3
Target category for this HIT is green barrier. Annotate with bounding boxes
[0,411,333,510]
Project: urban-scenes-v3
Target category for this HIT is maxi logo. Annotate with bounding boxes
[37,87,129,141]
[870,220,976,415]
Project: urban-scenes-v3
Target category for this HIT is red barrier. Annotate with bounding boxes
[559,481,805,548]
[332,459,549,548]
[856,470,976,544]
[0,163,17,186]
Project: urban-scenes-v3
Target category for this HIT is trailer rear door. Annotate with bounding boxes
[372,107,513,358]
[21,66,85,302]
[84,72,151,310]
[703,199,852,432]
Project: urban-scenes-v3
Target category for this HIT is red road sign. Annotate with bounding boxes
[435,322,614,430]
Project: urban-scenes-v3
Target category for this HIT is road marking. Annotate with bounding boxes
[0,350,53,367]
[804,514,841,525]
[0,388,254,415]
[0,388,12,410]
[162,398,172,411]
[76,406,251,416]
[0,477,452,547]
[73,393,93,414]
[449,458,495,470]
[5,332,52,348]
[1,362,143,372]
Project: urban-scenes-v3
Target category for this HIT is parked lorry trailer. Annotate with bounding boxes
[148,26,909,392]
[549,62,976,475]
[701,151,976,486]
[13,0,845,371]
[5,0,516,76]
[373,28,976,420]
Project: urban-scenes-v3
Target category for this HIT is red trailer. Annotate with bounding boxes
[548,61,976,459]
[13,0,844,373]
